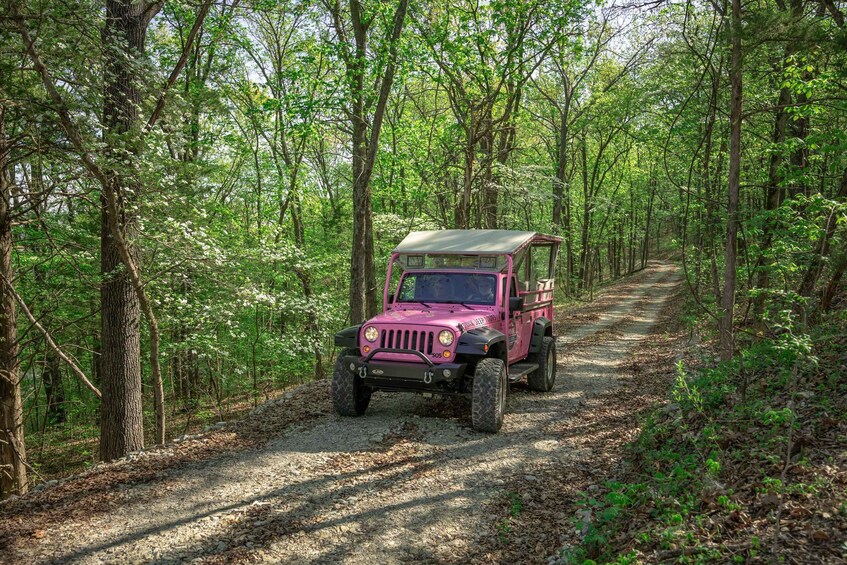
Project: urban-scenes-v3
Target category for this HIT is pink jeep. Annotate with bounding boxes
[333,230,562,432]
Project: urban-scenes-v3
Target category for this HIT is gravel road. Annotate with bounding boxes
[4,261,681,564]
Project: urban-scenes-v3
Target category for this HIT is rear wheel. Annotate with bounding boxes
[472,358,507,432]
[332,349,372,416]
[527,336,556,392]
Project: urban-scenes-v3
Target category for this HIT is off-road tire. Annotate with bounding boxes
[472,358,507,432]
[527,336,556,392]
[332,349,372,416]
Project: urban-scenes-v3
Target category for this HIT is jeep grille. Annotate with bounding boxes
[380,329,435,355]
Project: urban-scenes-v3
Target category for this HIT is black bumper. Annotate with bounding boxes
[342,354,467,392]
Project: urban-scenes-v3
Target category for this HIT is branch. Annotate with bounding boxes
[0,273,101,399]
[365,0,409,168]
[3,421,42,486]
[820,0,845,27]
[145,0,217,133]
[9,4,112,190]
[142,1,165,28]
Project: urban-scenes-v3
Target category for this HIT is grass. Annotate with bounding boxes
[497,491,525,544]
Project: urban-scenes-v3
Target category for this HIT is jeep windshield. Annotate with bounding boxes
[397,272,497,306]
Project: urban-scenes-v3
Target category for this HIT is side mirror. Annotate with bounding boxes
[387,293,395,304]
[509,296,524,312]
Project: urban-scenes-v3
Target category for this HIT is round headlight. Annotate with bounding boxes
[364,326,379,342]
[438,330,454,347]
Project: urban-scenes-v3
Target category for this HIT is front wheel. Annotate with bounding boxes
[332,349,372,416]
[472,358,507,432]
[527,336,556,392]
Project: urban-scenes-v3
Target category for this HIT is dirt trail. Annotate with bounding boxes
[4,261,682,565]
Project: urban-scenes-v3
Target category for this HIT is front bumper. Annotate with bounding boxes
[343,348,467,392]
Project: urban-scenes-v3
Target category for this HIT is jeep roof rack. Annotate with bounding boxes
[393,229,561,255]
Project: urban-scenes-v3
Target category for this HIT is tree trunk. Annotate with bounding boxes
[719,0,743,362]
[753,27,798,319]
[346,0,409,323]
[552,90,570,230]
[642,178,656,268]
[578,135,590,289]
[701,61,720,299]
[481,114,497,230]
[788,11,809,201]
[556,107,574,294]
[44,350,66,425]
[797,166,847,301]
[0,105,27,499]
[99,0,159,460]
[99,193,145,460]
[31,163,68,425]
[350,106,375,323]
[628,190,636,273]
[456,117,475,230]
[821,251,846,312]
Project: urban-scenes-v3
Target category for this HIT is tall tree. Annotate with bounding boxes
[415,0,549,230]
[100,0,212,451]
[97,0,162,459]
[12,0,215,458]
[0,104,26,498]
[719,0,743,361]
[324,0,410,323]
[10,0,157,458]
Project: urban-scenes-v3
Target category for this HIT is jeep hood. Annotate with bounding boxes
[367,308,498,331]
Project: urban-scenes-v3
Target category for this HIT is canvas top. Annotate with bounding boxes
[393,230,561,255]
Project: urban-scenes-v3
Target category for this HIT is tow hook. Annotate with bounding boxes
[423,371,434,384]
[358,366,368,378]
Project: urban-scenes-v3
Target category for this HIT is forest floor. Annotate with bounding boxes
[1,260,685,564]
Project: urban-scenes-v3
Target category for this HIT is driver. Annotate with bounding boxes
[469,276,495,304]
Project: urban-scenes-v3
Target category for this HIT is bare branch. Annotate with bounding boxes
[0,272,101,399]
[820,0,845,26]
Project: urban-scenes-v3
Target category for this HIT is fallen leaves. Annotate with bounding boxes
[0,381,333,556]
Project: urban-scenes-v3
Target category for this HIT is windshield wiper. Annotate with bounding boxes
[443,301,473,310]
[398,300,431,308]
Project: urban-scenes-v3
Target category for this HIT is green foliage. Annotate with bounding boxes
[496,491,524,544]
[507,491,523,517]
[568,311,847,562]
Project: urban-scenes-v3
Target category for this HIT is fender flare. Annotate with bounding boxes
[456,327,506,359]
[529,317,552,354]
[334,325,361,349]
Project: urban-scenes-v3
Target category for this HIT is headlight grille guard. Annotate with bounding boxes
[362,348,434,366]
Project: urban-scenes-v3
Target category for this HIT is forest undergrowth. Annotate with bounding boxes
[27,380,311,481]
[566,295,847,563]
